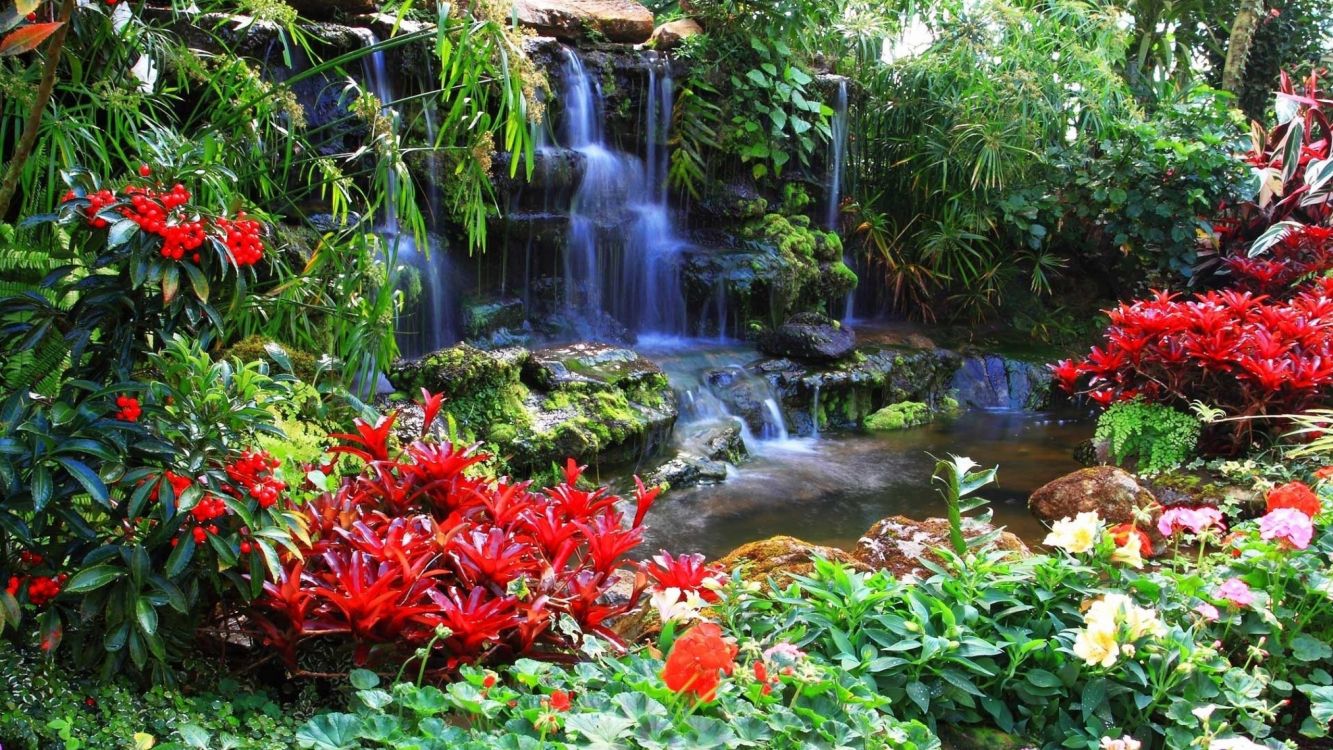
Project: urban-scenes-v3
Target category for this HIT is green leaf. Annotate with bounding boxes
[64,564,123,593]
[107,219,138,248]
[905,680,930,713]
[53,456,108,504]
[0,0,45,34]
[295,714,363,750]
[1293,634,1333,662]
[135,597,158,635]
[177,723,211,749]
[30,464,51,511]
[349,668,380,690]
[182,262,209,303]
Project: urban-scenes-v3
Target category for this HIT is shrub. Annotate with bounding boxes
[1052,282,1333,452]
[0,337,303,679]
[248,401,664,674]
[1094,401,1201,474]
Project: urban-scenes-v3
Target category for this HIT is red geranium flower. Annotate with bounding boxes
[661,622,737,702]
[547,690,572,712]
[1109,523,1154,556]
[1267,481,1321,518]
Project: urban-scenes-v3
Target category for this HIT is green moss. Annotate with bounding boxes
[389,344,534,441]
[222,336,321,383]
[782,182,812,213]
[864,401,933,431]
[817,261,858,301]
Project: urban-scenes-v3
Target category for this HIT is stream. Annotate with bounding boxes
[630,336,1093,559]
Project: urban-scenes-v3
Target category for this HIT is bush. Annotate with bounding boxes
[1052,282,1333,453]
[1094,401,1201,474]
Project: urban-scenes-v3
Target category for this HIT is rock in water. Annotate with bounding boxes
[515,0,655,44]
[1028,466,1157,527]
[854,516,1029,580]
[759,313,856,362]
[718,536,869,588]
[285,0,378,19]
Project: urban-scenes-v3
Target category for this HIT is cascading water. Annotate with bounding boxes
[553,48,690,338]
[355,30,457,357]
[824,79,857,323]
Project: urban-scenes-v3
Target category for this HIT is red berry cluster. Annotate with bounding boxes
[149,470,193,502]
[225,449,285,509]
[121,185,207,262]
[191,495,228,524]
[6,571,68,607]
[73,189,117,229]
[215,213,265,266]
[114,395,141,422]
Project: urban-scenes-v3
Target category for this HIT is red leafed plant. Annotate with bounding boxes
[248,395,667,673]
[1052,280,1333,452]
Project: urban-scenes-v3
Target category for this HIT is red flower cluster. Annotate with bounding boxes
[640,551,728,603]
[1267,481,1322,518]
[224,449,285,509]
[1109,523,1154,556]
[249,401,663,671]
[544,690,572,712]
[1053,283,1333,449]
[661,622,737,702]
[114,395,141,422]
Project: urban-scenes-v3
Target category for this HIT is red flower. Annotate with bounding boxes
[547,690,572,712]
[114,395,141,422]
[1313,466,1333,481]
[641,551,728,603]
[661,622,738,702]
[1109,523,1154,556]
[1267,481,1321,518]
[753,661,774,696]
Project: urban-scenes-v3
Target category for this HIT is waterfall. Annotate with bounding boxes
[760,398,791,442]
[825,79,849,230]
[825,79,857,323]
[810,382,822,439]
[553,48,690,339]
[354,30,457,357]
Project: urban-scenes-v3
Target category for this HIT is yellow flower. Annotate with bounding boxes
[1111,532,1145,569]
[1044,512,1105,554]
[1073,623,1120,668]
[133,734,156,750]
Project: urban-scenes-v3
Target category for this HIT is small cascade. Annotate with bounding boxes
[760,398,791,441]
[810,382,822,438]
[550,47,691,338]
[354,30,457,356]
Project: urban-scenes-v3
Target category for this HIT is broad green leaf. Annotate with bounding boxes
[64,564,123,593]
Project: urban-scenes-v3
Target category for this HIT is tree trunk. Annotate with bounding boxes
[0,0,77,221]
[1221,0,1264,95]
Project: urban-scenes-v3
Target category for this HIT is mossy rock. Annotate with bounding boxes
[388,344,534,445]
[864,401,932,431]
[220,336,322,383]
[462,297,526,341]
[717,535,869,589]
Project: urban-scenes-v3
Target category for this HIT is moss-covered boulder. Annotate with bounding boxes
[854,516,1029,580]
[718,536,869,589]
[389,342,676,473]
[1028,466,1158,527]
[220,336,322,383]
[462,298,526,342]
[865,401,932,431]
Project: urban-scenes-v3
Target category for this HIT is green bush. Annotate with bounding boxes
[1094,401,1201,474]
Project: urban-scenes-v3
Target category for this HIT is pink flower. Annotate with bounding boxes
[1258,507,1314,549]
[1215,578,1254,608]
[1195,603,1220,621]
[1157,507,1226,538]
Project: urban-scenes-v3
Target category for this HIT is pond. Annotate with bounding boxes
[630,337,1094,559]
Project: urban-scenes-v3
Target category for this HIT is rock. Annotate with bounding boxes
[650,18,702,50]
[864,401,932,432]
[525,343,666,392]
[940,726,1029,750]
[463,298,525,341]
[286,0,378,20]
[1028,466,1157,527]
[695,422,747,464]
[854,516,1029,580]
[514,0,655,44]
[648,456,728,489]
[951,355,1052,410]
[718,536,869,588]
[759,313,856,362]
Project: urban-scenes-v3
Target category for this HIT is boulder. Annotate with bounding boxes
[759,313,856,362]
[864,401,932,432]
[853,516,1029,580]
[462,298,526,342]
[525,342,666,392]
[951,355,1052,410]
[1028,466,1157,527]
[514,0,655,44]
[718,536,869,588]
[695,421,747,464]
[650,18,702,50]
[648,456,728,490]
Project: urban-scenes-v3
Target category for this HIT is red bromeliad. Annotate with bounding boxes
[640,551,729,603]
[248,395,672,673]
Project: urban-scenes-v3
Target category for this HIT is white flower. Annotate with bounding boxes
[650,587,705,623]
[1073,623,1120,667]
[1192,704,1217,723]
[1044,512,1105,554]
[1208,737,1268,750]
[1111,531,1145,569]
[1100,736,1141,750]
